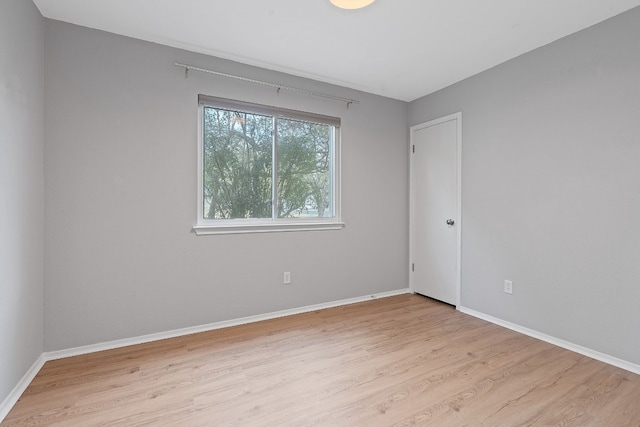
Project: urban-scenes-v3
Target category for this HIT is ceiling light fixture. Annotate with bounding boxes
[330,0,375,10]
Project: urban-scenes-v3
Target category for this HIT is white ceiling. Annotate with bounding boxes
[33,0,640,102]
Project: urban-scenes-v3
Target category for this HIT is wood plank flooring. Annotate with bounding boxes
[3,294,640,426]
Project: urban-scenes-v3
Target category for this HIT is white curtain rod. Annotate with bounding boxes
[174,62,360,108]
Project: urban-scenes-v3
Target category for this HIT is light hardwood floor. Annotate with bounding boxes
[3,294,640,426]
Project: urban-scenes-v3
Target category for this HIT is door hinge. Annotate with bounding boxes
[412,145,415,153]
[412,263,415,272]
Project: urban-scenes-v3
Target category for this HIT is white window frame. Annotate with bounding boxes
[194,95,344,235]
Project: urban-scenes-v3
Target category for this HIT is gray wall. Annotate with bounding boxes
[43,20,409,351]
[410,7,640,364]
[0,0,45,404]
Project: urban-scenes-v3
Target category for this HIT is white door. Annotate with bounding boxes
[410,113,461,306]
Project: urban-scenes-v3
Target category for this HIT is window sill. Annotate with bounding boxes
[193,221,345,236]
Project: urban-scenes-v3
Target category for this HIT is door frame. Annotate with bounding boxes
[409,112,462,307]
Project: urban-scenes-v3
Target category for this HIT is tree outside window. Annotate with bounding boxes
[200,98,338,225]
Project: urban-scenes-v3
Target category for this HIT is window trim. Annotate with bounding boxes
[194,96,344,235]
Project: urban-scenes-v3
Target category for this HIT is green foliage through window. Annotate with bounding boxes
[201,100,337,221]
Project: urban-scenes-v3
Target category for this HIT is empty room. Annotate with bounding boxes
[2,0,640,425]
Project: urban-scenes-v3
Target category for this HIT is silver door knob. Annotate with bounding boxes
[446,219,455,226]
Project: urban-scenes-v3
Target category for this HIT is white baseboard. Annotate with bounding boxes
[458,305,640,376]
[0,354,46,422]
[45,288,411,361]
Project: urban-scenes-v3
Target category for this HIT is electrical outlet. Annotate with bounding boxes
[283,272,291,284]
[504,280,513,294]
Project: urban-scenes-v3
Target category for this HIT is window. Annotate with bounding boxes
[194,95,343,235]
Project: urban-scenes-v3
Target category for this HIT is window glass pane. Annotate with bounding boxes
[203,107,273,219]
[276,118,332,219]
